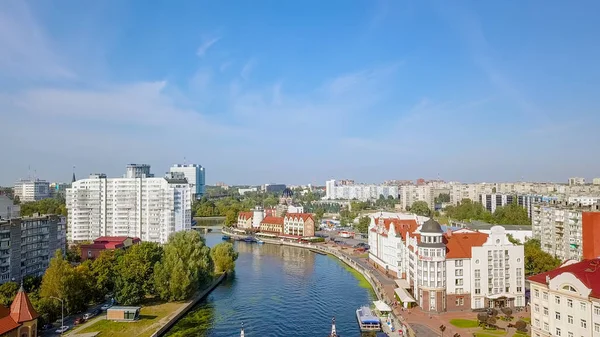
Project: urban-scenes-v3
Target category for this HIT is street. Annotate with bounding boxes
[40,302,107,337]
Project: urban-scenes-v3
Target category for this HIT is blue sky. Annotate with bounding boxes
[1,0,599,186]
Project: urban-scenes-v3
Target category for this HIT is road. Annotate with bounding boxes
[40,302,108,337]
[315,229,368,248]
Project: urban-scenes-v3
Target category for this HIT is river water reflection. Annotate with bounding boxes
[166,231,375,337]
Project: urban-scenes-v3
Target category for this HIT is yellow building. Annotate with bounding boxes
[0,285,39,337]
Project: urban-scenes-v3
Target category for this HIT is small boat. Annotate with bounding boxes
[256,239,264,244]
[328,317,339,337]
[356,306,381,331]
[243,237,256,243]
[222,235,231,240]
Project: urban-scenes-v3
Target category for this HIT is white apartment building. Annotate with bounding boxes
[13,179,51,202]
[568,196,600,206]
[368,214,525,312]
[594,178,600,185]
[324,179,398,201]
[450,183,495,205]
[66,167,192,244]
[528,259,600,337]
[532,202,600,261]
[569,177,586,186]
[400,185,434,211]
[169,164,206,199]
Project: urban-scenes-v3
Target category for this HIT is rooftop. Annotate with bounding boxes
[528,258,600,298]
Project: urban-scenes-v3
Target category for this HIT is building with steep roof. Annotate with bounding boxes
[528,258,600,337]
[0,285,39,336]
[283,213,315,237]
[80,236,141,261]
[259,216,284,235]
[368,213,525,312]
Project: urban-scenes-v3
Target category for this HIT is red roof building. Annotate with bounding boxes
[0,285,38,336]
[259,216,285,235]
[80,236,141,261]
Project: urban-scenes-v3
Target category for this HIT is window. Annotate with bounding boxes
[455,298,464,306]
[455,279,463,286]
[456,288,463,294]
[456,260,463,267]
[455,269,463,276]
[568,332,573,337]
[555,296,561,305]
[555,311,561,320]
[544,322,548,331]
[563,285,577,292]
[595,323,600,333]
[543,307,548,316]
[517,286,522,292]
[581,320,587,328]
[543,292,548,300]
[595,306,600,315]
[580,302,586,311]
[568,299,573,308]
[534,319,540,327]
[535,289,539,298]
[568,315,573,324]
[475,269,480,278]
[475,289,480,294]
[556,327,561,336]
[534,304,539,313]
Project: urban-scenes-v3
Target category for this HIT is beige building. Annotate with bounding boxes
[283,213,315,237]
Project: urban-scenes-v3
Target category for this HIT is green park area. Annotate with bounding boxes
[449,319,479,328]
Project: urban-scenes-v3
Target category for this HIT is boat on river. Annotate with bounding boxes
[328,317,339,337]
[222,235,231,240]
[256,239,264,244]
[356,306,381,331]
[243,237,256,243]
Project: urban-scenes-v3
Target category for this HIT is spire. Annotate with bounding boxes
[72,166,76,183]
[240,322,245,337]
[330,317,337,337]
[10,285,38,323]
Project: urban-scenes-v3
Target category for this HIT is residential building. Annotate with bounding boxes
[0,195,19,220]
[528,258,600,337]
[450,183,495,205]
[368,215,525,312]
[283,213,315,237]
[451,221,532,243]
[49,182,70,200]
[569,177,586,186]
[0,285,39,337]
[400,185,434,210]
[259,216,284,235]
[262,184,286,194]
[532,201,600,261]
[325,179,398,201]
[568,196,600,206]
[0,214,66,283]
[80,236,141,261]
[66,165,193,244]
[237,212,254,229]
[125,164,153,178]
[13,179,50,202]
[594,178,600,185]
[169,164,206,198]
[238,187,258,195]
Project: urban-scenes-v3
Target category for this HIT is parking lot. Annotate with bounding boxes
[315,229,368,248]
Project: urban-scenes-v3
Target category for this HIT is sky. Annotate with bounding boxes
[1,0,599,186]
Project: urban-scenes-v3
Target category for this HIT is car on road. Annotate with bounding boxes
[100,303,112,311]
[55,326,70,333]
[83,309,101,320]
[42,323,53,330]
[74,317,86,325]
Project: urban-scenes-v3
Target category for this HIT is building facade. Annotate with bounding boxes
[0,195,20,220]
[368,215,525,312]
[80,236,141,261]
[0,214,66,284]
[13,179,50,202]
[400,185,435,211]
[325,180,399,201]
[0,286,39,337]
[169,164,206,198]
[283,213,315,237]
[532,201,600,261]
[66,166,193,244]
[528,259,600,337]
[259,216,284,234]
[569,177,586,186]
[237,212,254,229]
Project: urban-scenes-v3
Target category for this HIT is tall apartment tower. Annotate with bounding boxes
[169,164,205,199]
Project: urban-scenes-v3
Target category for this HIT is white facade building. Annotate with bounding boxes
[568,196,600,206]
[66,167,192,244]
[594,178,600,185]
[324,180,398,201]
[528,259,600,337]
[169,164,206,198]
[368,214,525,312]
[569,177,586,186]
[13,179,51,202]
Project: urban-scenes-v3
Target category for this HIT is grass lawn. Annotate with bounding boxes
[521,317,531,323]
[76,299,184,337]
[449,319,479,328]
[473,330,508,337]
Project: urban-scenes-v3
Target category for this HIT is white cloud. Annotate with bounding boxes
[196,36,221,57]
[240,59,256,81]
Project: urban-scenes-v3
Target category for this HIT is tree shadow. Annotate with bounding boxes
[139,315,158,320]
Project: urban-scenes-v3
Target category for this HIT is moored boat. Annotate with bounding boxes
[356,306,381,331]
[328,317,339,337]
[256,239,264,244]
[243,237,256,243]
[222,235,231,240]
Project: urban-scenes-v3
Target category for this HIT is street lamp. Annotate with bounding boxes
[439,324,446,337]
[50,296,64,335]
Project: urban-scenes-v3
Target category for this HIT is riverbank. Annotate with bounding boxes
[221,227,416,336]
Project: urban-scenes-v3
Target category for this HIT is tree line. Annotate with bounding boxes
[0,231,237,325]
[20,198,68,217]
[444,199,530,226]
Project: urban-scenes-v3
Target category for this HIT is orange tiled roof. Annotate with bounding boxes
[373,218,419,240]
[10,286,39,323]
[528,258,600,299]
[284,213,313,221]
[0,316,19,335]
[261,216,284,225]
[444,231,489,258]
[238,212,253,219]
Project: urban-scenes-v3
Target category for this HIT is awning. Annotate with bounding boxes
[394,288,416,303]
[487,293,515,300]
[395,279,410,289]
[373,300,392,312]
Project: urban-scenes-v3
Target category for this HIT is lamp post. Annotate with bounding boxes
[439,324,446,337]
[50,296,64,335]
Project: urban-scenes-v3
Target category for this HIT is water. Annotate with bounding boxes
[166,232,375,337]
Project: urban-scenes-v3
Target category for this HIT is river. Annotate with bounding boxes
[165,230,376,337]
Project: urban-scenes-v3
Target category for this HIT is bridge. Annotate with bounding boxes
[191,225,223,233]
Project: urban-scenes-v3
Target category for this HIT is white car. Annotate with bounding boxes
[55,326,70,333]
[100,304,112,311]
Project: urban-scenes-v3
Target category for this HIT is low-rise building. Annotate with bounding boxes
[0,214,66,284]
[528,258,600,337]
[259,216,284,235]
[80,236,141,261]
[532,201,600,261]
[237,212,254,229]
[368,214,525,312]
[283,213,315,237]
[0,285,39,337]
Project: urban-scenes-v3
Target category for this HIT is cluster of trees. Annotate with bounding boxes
[13,231,238,324]
[523,239,561,277]
[444,199,530,226]
[20,198,67,217]
[434,193,450,204]
[407,201,432,216]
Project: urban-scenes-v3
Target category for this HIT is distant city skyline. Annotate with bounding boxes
[1,1,599,185]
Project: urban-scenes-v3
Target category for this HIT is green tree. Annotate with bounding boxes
[20,198,67,217]
[524,239,561,277]
[115,242,163,305]
[410,201,431,217]
[65,244,82,263]
[0,282,19,306]
[154,231,214,301]
[224,209,238,227]
[434,193,450,204]
[445,199,493,222]
[40,250,89,314]
[210,242,239,274]
[493,202,530,226]
[506,233,521,245]
[355,216,371,234]
[90,250,117,300]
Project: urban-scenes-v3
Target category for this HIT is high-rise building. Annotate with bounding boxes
[0,213,66,283]
[0,195,20,220]
[67,165,192,244]
[568,177,585,186]
[532,201,600,261]
[400,185,434,210]
[13,179,50,202]
[169,164,205,199]
[324,179,398,201]
[593,178,600,185]
[125,164,153,178]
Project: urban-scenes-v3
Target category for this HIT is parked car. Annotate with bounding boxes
[74,317,86,325]
[100,304,112,311]
[55,326,70,333]
[42,324,53,330]
[84,309,101,320]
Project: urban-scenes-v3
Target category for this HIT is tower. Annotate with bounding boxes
[416,217,446,312]
[252,206,264,229]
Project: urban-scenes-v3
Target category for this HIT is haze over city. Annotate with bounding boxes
[1,0,599,185]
